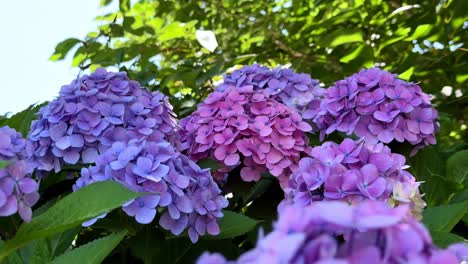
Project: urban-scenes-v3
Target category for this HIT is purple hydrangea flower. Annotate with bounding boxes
[282,138,425,219]
[0,126,39,222]
[179,85,312,188]
[315,68,439,154]
[28,68,178,172]
[216,64,324,124]
[197,201,467,264]
[73,138,228,243]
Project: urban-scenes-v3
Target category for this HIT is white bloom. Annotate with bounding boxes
[195,30,218,52]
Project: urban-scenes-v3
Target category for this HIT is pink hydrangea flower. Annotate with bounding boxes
[180,85,312,188]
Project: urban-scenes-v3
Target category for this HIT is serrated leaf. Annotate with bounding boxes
[50,38,81,61]
[215,211,258,239]
[423,200,468,233]
[446,150,468,185]
[0,102,47,137]
[50,231,126,264]
[0,181,142,261]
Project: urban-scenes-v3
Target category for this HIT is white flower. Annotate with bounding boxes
[195,30,218,52]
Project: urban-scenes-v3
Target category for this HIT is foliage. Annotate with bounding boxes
[0,0,467,263]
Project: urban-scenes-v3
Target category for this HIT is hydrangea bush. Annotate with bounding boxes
[0,65,465,264]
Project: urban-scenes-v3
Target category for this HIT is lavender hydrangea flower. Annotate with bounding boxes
[28,68,178,172]
[179,85,312,188]
[0,126,39,222]
[73,138,228,243]
[197,201,467,264]
[216,64,324,123]
[315,68,439,154]
[282,138,426,219]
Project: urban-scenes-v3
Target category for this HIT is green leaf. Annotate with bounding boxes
[0,102,47,137]
[431,231,467,248]
[446,149,468,185]
[18,239,52,264]
[100,0,113,6]
[158,22,190,42]
[422,200,468,233]
[408,147,460,206]
[0,241,22,264]
[49,228,81,258]
[406,24,433,41]
[128,227,191,264]
[340,45,364,63]
[243,176,274,205]
[50,231,127,264]
[398,66,414,81]
[319,29,363,48]
[215,211,258,239]
[0,160,11,169]
[50,38,81,61]
[0,181,142,261]
[197,158,221,171]
[119,0,130,12]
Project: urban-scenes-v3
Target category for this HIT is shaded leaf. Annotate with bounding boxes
[0,181,142,261]
[50,231,127,264]
[431,231,467,248]
[215,211,258,239]
[422,200,468,233]
[446,149,468,185]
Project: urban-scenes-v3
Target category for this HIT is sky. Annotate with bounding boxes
[0,0,117,115]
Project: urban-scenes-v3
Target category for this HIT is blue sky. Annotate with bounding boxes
[0,0,117,115]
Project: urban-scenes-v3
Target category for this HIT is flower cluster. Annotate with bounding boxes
[0,126,39,222]
[197,201,468,264]
[216,64,324,123]
[314,68,438,153]
[74,138,228,243]
[282,138,425,219]
[28,68,178,172]
[180,85,312,187]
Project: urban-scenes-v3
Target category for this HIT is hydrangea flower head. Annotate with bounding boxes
[180,85,312,187]
[28,68,178,172]
[197,201,467,264]
[282,138,425,219]
[315,68,438,154]
[216,64,324,123]
[73,138,228,243]
[0,126,39,222]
